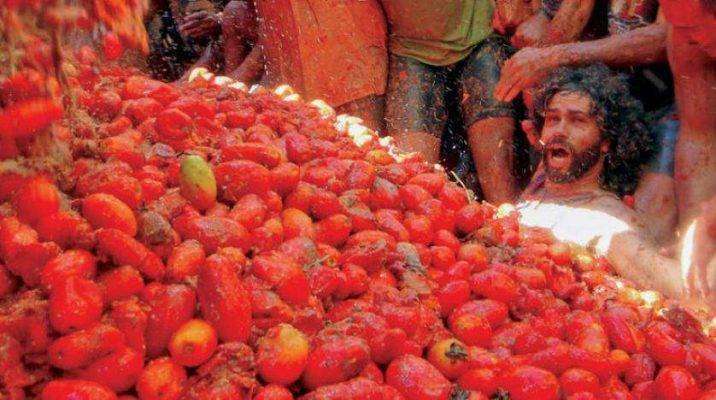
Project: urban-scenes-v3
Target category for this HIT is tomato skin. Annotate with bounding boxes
[252,251,311,306]
[12,177,60,225]
[470,269,519,304]
[98,265,144,303]
[49,277,104,334]
[254,385,294,400]
[136,357,187,400]
[197,254,252,343]
[143,283,196,358]
[48,323,125,370]
[76,346,144,392]
[625,353,657,386]
[303,335,371,390]
[0,99,63,139]
[427,338,471,379]
[386,354,452,400]
[257,323,309,385]
[654,366,700,400]
[455,203,487,234]
[645,321,688,367]
[166,239,205,282]
[459,368,498,395]
[560,368,600,396]
[96,228,166,280]
[102,32,124,61]
[82,193,137,236]
[41,379,117,400]
[499,365,559,400]
[168,319,218,367]
[40,249,97,292]
[173,214,250,254]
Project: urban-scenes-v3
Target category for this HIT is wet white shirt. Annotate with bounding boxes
[516,199,632,257]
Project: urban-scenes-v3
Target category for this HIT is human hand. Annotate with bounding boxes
[179,10,221,39]
[494,47,560,102]
[492,0,535,35]
[510,13,548,48]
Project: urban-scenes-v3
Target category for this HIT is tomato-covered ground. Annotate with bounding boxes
[1,8,716,399]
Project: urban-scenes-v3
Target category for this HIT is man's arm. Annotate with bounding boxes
[496,23,667,101]
[540,0,595,45]
[511,0,595,48]
[228,45,264,83]
[607,230,686,300]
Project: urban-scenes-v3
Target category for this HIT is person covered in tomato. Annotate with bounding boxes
[504,0,599,49]
[517,65,715,305]
[222,0,388,130]
[659,0,716,225]
[379,0,520,205]
[659,0,716,302]
[496,0,679,245]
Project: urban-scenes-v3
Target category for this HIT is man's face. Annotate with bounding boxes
[540,92,606,183]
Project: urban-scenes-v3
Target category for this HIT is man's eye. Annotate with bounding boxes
[574,116,589,124]
[545,115,559,124]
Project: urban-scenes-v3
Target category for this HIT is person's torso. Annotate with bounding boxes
[660,0,716,58]
[516,194,634,257]
[379,0,494,66]
[257,0,388,106]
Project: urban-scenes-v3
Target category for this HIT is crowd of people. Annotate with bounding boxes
[142,0,716,307]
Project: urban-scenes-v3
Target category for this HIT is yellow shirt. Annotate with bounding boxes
[380,0,494,66]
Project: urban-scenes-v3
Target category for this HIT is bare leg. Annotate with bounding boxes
[668,26,716,228]
[384,54,446,164]
[336,95,385,132]
[392,131,442,164]
[467,117,519,204]
[222,0,256,73]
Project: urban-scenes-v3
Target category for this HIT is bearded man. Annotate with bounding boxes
[517,65,715,305]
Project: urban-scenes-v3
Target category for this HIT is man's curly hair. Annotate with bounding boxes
[531,64,655,196]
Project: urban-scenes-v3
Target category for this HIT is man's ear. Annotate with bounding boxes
[521,120,540,149]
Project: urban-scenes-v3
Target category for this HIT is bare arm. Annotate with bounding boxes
[496,23,667,101]
[607,230,686,300]
[228,45,264,83]
[554,22,667,67]
[540,0,595,45]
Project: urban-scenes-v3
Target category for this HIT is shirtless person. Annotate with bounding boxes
[660,0,716,225]
[496,0,678,245]
[660,0,716,298]
[517,65,714,302]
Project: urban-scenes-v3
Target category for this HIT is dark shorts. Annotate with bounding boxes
[646,105,679,176]
[385,35,515,138]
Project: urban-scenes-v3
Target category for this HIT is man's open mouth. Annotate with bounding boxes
[547,144,571,160]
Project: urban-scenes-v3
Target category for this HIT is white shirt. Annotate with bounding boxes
[517,199,632,257]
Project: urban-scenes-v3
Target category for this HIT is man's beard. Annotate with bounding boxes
[542,138,603,184]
